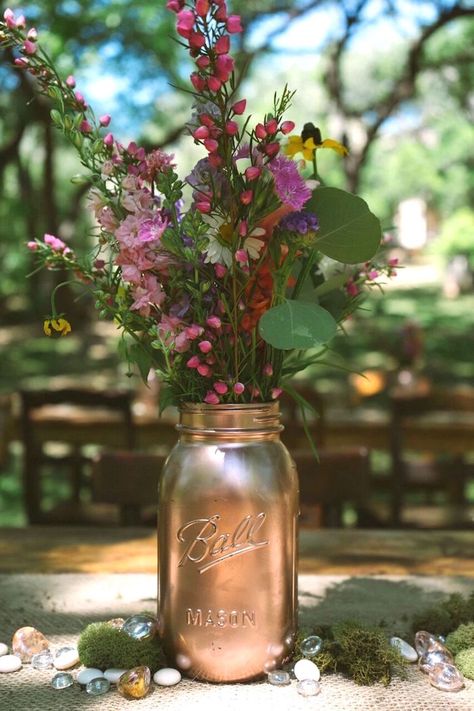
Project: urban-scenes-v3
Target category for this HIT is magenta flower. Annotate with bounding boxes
[44,233,67,251]
[213,381,228,395]
[204,391,220,404]
[215,35,230,54]
[195,0,210,17]
[79,119,93,133]
[227,15,243,33]
[166,0,184,12]
[268,155,312,210]
[4,8,18,29]
[27,241,38,251]
[23,40,37,55]
[245,166,261,181]
[27,28,37,41]
[186,355,200,368]
[281,120,295,135]
[233,382,245,395]
[99,114,111,127]
[263,363,273,376]
[232,99,246,115]
[197,363,212,377]
[198,340,212,354]
[103,132,114,147]
[206,316,221,329]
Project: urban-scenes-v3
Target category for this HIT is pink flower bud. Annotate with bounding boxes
[79,119,93,133]
[249,386,260,398]
[27,241,38,251]
[265,142,280,158]
[265,118,278,134]
[186,324,204,339]
[238,220,248,237]
[27,28,37,41]
[190,72,206,92]
[99,114,111,127]
[255,123,267,140]
[44,233,66,251]
[225,120,238,136]
[16,13,26,28]
[3,9,17,29]
[245,166,261,181]
[215,35,230,54]
[166,0,184,12]
[388,257,399,267]
[215,54,234,81]
[196,202,212,214]
[198,340,212,354]
[208,153,223,168]
[23,40,37,55]
[215,263,227,278]
[233,382,245,395]
[197,363,212,377]
[271,387,282,400]
[281,120,295,135]
[195,0,210,17]
[368,269,379,280]
[263,363,273,376]
[204,137,219,153]
[103,132,114,147]
[346,280,359,297]
[189,31,205,49]
[187,355,200,368]
[206,316,221,329]
[207,75,222,92]
[235,249,248,264]
[240,190,253,205]
[215,5,228,21]
[214,381,228,395]
[66,75,76,88]
[75,91,86,106]
[196,55,210,69]
[227,14,243,33]
[177,8,195,30]
[232,99,246,115]
[199,113,215,127]
[14,58,29,68]
[204,390,220,404]
[193,125,210,140]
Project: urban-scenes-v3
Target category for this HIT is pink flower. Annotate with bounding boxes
[79,120,93,134]
[198,340,212,353]
[233,382,245,395]
[199,113,215,127]
[197,363,212,377]
[207,76,222,92]
[187,355,200,368]
[240,190,253,205]
[191,72,206,92]
[225,120,238,136]
[245,166,261,181]
[346,279,359,297]
[130,274,164,316]
[186,324,204,339]
[255,123,267,140]
[281,120,295,135]
[99,114,111,127]
[227,15,243,33]
[166,0,184,12]
[206,316,221,329]
[208,153,223,168]
[196,201,212,213]
[27,28,37,41]
[268,154,311,209]
[215,5,228,21]
[204,390,220,404]
[265,118,278,134]
[214,263,227,278]
[3,9,17,29]
[44,233,67,251]
[176,8,195,38]
[27,241,38,251]
[388,257,399,267]
[215,35,230,54]
[204,138,219,153]
[16,14,26,28]
[239,220,248,237]
[368,269,379,280]
[14,58,29,68]
[232,99,246,115]
[214,381,228,395]
[103,132,114,147]
[271,387,282,400]
[66,75,76,88]
[193,125,210,140]
[235,249,248,265]
[23,40,37,55]
[195,0,210,17]
[196,55,210,69]
[265,142,280,158]
[74,91,87,107]
[189,31,205,49]
[215,54,234,81]
[263,363,273,376]
[249,386,260,398]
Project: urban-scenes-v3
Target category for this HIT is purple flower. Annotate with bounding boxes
[267,155,312,210]
[279,211,319,235]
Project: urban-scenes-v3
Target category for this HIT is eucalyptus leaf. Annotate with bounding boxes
[307,187,381,263]
[259,300,337,350]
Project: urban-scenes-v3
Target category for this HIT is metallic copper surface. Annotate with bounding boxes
[158,403,299,682]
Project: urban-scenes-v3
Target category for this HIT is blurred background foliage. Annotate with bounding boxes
[0,0,473,392]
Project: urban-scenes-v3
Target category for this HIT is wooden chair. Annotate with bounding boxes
[389,383,474,526]
[19,388,135,524]
[293,447,371,527]
[91,450,166,525]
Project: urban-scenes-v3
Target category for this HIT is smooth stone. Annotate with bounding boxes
[0,655,22,673]
[429,662,464,692]
[414,630,440,656]
[106,618,125,629]
[300,635,323,657]
[267,669,291,686]
[31,650,54,670]
[86,677,111,696]
[104,668,128,684]
[54,646,79,670]
[294,658,320,682]
[51,672,74,689]
[11,626,50,662]
[153,667,181,686]
[77,668,105,685]
[390,637,418,662]
[117,665,151,699]
[122,614,159,641]
[0,643,8,657]
[419,648,454,674]
[296,679,321,697]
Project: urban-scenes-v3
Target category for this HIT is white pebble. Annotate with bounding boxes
[54,648,79,670]
[0,643,8,657]
[0,655,22,673]
[153,667,182,686]
[390,636,418,662]
[104,668,128,684]
[77,668,104,685]
[294,658,320,681]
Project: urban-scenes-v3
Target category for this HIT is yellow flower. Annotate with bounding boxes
[43,317,72,337]
[284,135,348,161]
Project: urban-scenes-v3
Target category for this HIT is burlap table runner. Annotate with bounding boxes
[0,574,473,710]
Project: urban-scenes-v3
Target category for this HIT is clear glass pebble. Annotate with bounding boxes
[389,637,418,662]
[300,635,323,657]
[414,631,439,656]
[122,614,159,641]
[31,650,53,670]
[51,672,74,689]
[429,663,464,692]
[296,679,321,697]
[419,649,454,674]
[86,677,111,696]
[267,669,291,686]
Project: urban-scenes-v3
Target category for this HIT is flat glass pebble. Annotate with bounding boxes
[31,650,54,670]
[429,662,464,692]
[51,672,74,689]
[300,635,323,657]
[294,658,320,682]
[390,637,418,662]
[414,631,439,656]
[122,614,158,641]
[104,668,128,684]
[296,679,321,697]
[0,643,8,657]
[86,677,111,696]
[77,668,104,685]
[419,649,454,674]
[267,669,291,686]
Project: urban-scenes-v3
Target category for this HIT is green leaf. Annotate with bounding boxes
[129,343,152,383]
[159,384,176,415]
[259,300,337,350]
[307,187,381,264]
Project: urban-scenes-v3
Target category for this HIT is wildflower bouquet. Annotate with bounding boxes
[1,2,394,409]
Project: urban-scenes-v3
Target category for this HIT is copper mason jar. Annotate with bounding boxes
[158,402,299,682]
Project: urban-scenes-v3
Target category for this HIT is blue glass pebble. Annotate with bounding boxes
[122,614,158,641]
[267,669,291,686]
[86,677,111,696]
[51,672,74,689]
[301,635,323,657]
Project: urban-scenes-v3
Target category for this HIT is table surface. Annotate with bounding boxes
[1,527,473,576]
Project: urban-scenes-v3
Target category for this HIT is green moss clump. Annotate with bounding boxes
[446,623,474,656]
[455,648,474,680]
[411,592,474,636]
[78,623,166,672]
[292,622,406,686]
